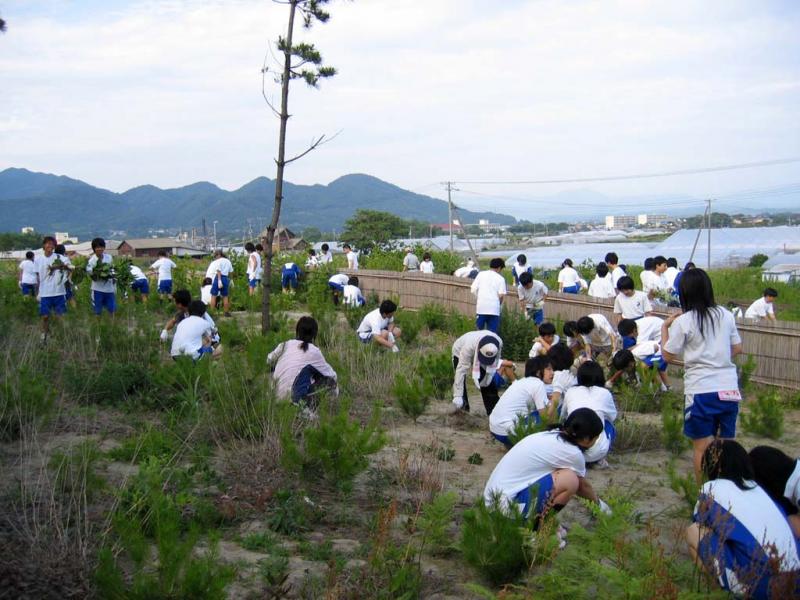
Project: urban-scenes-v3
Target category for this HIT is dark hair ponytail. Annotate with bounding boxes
[679,268,719,338]
[550,408,603,448]
[296,316,318,352]
[702,439,755,491]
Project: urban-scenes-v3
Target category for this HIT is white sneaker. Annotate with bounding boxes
[391,345,400,353]
[556,525,568,549]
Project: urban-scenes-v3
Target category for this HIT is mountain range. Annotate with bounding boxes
[0,168,515,238]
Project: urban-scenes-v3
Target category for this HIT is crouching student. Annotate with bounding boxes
[687,440,800,598]
[745,288,778,322]
[328,273,349,305]
[129,264,150,302]
[281,260,302,293]
[547,343,578,409]
[356,300,402,352]
[170,301,221,360]
[452,330,504,415]
[160,289,192,342]
[483,408,611,534]
[343,276,366,307]
[749,446,800,537]
[489,356,554,448]
[268,316,338,409]
[529,322,559,357]
[517,272,548,325]
[575,314,619,360]
[560,361,617,467]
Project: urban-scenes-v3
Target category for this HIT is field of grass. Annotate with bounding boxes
[1,257,799,598]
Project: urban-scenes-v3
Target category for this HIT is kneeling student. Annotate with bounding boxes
[744,288,778,322]
[356,300,402,352]
[489,356,554,448]
[129,264,150,302]
[529,322,560,357]
[343,276,366,307]
[687,440,800,598]
[268,316,338,409]
[560,361,617,466]
[483,408,611,531]
[328,273,349,305]
[170,300,220,360]
[517,271,548,325]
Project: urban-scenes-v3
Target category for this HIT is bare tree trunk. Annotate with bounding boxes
[262,0,298,334]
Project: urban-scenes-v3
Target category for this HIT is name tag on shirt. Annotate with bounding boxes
[718,390,742,402]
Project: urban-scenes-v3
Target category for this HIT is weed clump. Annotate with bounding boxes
[418,491,458,556]
[661,398,690,455]
[742,388,784,439]
[1,365,55,441]
[393,374,432,422]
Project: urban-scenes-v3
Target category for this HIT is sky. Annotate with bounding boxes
[2,0,800,221]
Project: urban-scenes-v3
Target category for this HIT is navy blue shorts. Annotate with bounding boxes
[132,279,150,294]
[158,279,173,294]
[21,283,36,296]
[684,391,739,439]
[210,276,229,297]
[513,474,555,518]
[92,291,116,315]
[39,295,67,316]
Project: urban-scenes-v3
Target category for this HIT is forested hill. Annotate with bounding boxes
[0,168,516,237]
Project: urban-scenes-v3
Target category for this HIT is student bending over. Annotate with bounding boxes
[748,445,800,537]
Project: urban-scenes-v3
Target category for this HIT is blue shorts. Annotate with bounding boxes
[39,295,67,316]
[642,354,668,372]
[158,279,173,294]
[21,283,36,296]
[476,314,500,333]
[281,273,298,288]
[132,279,150,294]
[210,276,229,297]
[529,308,544,325]
[248,278,260,289]
[92,291,116,315]
[697,528,780,598]
[492,432,513,448]
[562,285,579,294]
[622,336,636,349]
[684,391,739,439]
[359,333,373,344]
[604,419,616,447]
[328,282,345,293]
[513,473,555,518]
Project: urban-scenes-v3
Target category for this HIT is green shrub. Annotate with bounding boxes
[343,303,370,331]
[498,307,536,361]
[748,253,769,267]
[661,398,690,455]
[738,354,757,393]
[281,401,386,492]
[393,374,432,422]
[49,439,105,501]
[267,489,319,537]
[742,388,784,439]
[667,459,698,516]
[507,412,550,446]
[418,303,449,330]
[64,360,152,405]
[0,365,55,441]
[394,311,421,346]
[468,452,484,465]
[108,425,180,463]
[418,491,457,556]
[461,494,535,585]
[418,350,453,399]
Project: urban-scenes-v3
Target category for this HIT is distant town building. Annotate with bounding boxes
[54,232,75,244]
[605,214,671,229]
[63,240,123,257]
[762,264,800,284]
[21,226,34,235]
[260,227,309,253]
[118,238,206,258]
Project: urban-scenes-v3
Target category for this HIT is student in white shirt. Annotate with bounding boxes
[613,276,654,322]
[489,356,553,447]
[686,440,800,599]
[356,300,402,351]
[451,330,504,414]
[453,263,479,279]
[560,361,618,465]
[609,345,671,391]
[200,278,213,305]
[305,249,320,270]
[318,243,333,265]
[511,254,532,286]
[617,316,663,346]
[748,445,800,536]
[587,262,616,299]
[34,235,74,340]
[529,322,559,357]
[205,249,234,316]
[342,276,365,307]
[150,250,177,297]
[557,258,581,294]
[661,268,743,483]
[327,273,349,305]
[664,257,680,293]
[575,314,619,360]
[18,251,38,297]
[268,316,338,408]
[517,272,548,325]
[343,243,358,270]
[483,408,609,526]
[547,343,578,408]
[171,300,219,360]
[470,258,507,333]
[604,252,626,289]
[129,264,150,302]
[744,288,778,321]
[160,289,191,342]
[245,242,263,296]
[402,248,420,271]
[86,237,117,316]
[420,252,434,273]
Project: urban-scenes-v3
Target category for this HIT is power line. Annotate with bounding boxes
[453,157,800,185]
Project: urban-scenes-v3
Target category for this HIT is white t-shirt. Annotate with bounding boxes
[403,253,420,270]
[346,250,359,270]
[630,340,661,361]
[610,266,626,288]
[19,259,38,284]
[551,369,577,396]
[205,257,234,278]
[613,290,653,319]
[784,460,800,509]
[744,297,774,320]
[343,284,363,307]
[512,262,531,283]
[517,280,548,309]
[529,334,559,357]
[588,275,615,299]
[582,314,617,348]
[454,266,476,278]
[170,315,212,359]
[640,270,665,294]
[247,251,263,279]
[86,253,116,293]
[420,260,434,273]
[694,479,800,592]
[557,266,580,288]
[561,385,618,462]
[130,265,147,280]
[357,308,392,339]
[201,284,212,305]
[664,266,679,290]
[328,273,349,287]
[318,250,333,265]
[470,270,507,316]
[150,257,176,282]
[489,377,550,436]
[483,431,586,511]
[34,253,72,297]
[663,307,741,395]
[635,316,663,343]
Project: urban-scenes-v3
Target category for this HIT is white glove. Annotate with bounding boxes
[391,344,400,353]
[160,329,169,342]
[598,498,612,515]
[452,397,464,409]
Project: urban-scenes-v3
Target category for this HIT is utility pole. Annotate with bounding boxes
[707,198,712,269]
[446,181,454,251]
[213,220,218,250]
